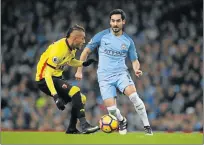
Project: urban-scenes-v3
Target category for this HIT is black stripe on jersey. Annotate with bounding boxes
[47,63,56,69]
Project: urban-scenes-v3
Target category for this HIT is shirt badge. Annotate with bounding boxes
[52,57,59,64]
[121,44,127,50]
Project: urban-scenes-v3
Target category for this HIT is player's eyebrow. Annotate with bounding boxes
[111,19,121,21]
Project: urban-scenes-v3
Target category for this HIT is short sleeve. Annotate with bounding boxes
[128,39,138,61]
[85,29,109,51]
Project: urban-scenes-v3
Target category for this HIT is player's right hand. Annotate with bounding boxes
[53,94,65,111]
[75,71,83,80]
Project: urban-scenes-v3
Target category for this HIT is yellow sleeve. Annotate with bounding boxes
[44,45,63,96]
[46,56,60,69]
[44,66,57,96]
[68,58,83,67]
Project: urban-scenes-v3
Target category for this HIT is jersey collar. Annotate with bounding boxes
[65,38,73,51]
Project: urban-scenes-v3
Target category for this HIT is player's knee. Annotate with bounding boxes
[80,93,86,104]
[68,86,80,97]
[71,92,82,107]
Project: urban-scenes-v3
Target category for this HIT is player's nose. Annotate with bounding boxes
[113,21,118,26]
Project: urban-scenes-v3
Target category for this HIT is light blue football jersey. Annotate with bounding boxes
[86,29,138,81]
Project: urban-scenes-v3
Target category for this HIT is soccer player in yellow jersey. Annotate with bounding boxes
[35,24,99,134]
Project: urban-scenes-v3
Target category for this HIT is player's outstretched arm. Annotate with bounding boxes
[75,48,92,80]
[69,58,97,67]
[68,59,83,67]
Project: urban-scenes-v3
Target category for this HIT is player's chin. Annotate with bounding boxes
[112,28,120,33]
[79,44,84,49]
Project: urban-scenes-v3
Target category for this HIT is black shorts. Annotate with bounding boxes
[36,77,72,104]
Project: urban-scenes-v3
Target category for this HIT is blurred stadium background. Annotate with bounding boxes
[1,0,203,133]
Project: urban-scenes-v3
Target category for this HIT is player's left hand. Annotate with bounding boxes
[82,59,98,67]
[53,94,65,111]
[135,70,143,77]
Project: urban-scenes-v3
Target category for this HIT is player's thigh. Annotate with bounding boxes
[117,72,136,96]
[52,78,72,103]
[99,81,117,102]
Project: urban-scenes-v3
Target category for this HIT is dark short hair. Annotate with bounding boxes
[109,9,126,20]
[66,24,85,38]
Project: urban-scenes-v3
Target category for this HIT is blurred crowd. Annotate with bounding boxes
[1,0,203,132]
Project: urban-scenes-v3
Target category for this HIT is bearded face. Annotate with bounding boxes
[110,14,125,34]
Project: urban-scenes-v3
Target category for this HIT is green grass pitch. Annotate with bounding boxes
[1,131,203,144]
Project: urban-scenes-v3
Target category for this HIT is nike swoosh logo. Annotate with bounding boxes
[105,43,111,45]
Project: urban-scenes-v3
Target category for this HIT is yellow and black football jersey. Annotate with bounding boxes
[35,38,83,95]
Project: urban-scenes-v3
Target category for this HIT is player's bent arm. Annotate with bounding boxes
[132,59,140,72]
[77,48,92,72]
[44,66,57,96]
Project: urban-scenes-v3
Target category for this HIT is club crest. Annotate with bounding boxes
[121,44,127,50]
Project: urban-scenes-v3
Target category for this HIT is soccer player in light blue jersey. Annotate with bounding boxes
[75,9,153,135]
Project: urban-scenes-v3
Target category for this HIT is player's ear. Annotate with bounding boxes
[122,20,126,25]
